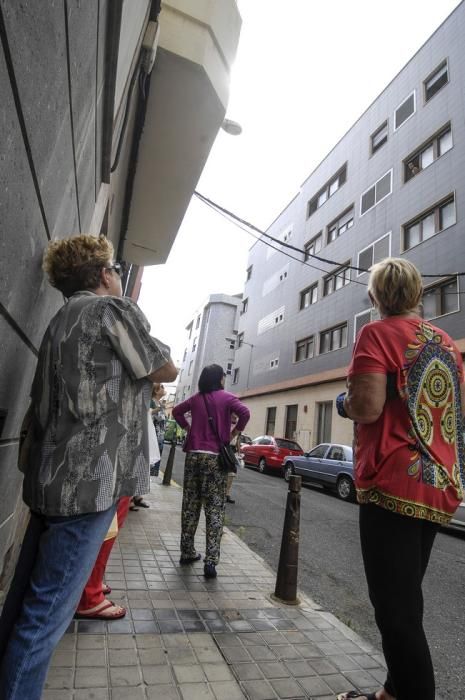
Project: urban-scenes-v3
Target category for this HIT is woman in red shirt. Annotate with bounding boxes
[337,258,465,700]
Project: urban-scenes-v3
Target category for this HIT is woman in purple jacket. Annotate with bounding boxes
[172,365,250,578]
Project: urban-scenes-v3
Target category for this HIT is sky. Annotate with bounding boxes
[138,0,461,384]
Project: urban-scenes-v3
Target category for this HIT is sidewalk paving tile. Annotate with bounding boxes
[74,667,108,688]
[241,679,278,699]
[76,649,107,667]
[43,667,74,689]
[269,677,306,699]
[74,690,109,700]
[39,475,387,699]
[178,682,215,699]
[146,685,181,699]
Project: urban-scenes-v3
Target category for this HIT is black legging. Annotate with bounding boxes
[359,504,438,700]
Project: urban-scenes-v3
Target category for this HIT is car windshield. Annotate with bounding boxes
[275,439,301,451]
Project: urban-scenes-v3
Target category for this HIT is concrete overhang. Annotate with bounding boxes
[123,0,241,266]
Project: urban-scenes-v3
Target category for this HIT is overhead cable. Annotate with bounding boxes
[194,191,464,280]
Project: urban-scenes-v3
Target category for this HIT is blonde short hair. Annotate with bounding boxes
[368,257,423,316]
[43,234,114,297]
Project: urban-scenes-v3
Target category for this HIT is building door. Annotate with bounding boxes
[265,407,276,435]
[285,405,298,439]
[316,401,332,444]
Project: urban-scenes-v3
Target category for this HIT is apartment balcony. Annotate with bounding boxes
[123,0,242,265]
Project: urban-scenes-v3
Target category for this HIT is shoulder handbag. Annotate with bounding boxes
[201,394,238,474]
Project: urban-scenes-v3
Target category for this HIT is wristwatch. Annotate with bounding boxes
[336,392,348,418]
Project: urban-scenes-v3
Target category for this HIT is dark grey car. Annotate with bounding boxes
[283,443,355,501]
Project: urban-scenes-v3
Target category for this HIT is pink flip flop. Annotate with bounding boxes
[75,600,126,620]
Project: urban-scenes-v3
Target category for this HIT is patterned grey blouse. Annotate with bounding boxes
[21,291,171,516]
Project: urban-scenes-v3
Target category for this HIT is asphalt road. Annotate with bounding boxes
[162,446,465,697]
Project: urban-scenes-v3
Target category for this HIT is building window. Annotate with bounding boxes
[285,405,298,440]
[371,120,388,154]
[354,309,374,339]
[192,337,197,352]
[424,60,449,102]
[295,336,314,362]
[232,368,239,384]
[241,298,248,315]
[422,276,459,320]
[319,323,348,354]
[263,264,290,296]
[188,360,193,375]
[258,306,285,335]
[237,332,244,348]
[360,170,392,215]
[402,195,455,251]
[307,164,347,217]
[357,232,391,276]
[246,265,253,281]
[195,315,201,329]
[323,263,351,296]
[327,207,354,244]
[316,402,332,444]
[188,324,193,339]
[282,227,292,242]
[226,362,233,375]
[299,283,318,310]
[270,358,279,369]
[394,91,415,130]
[404,124,452,181]
[304,233,322,261]
[182,348,187,361]
[265,407,277,435]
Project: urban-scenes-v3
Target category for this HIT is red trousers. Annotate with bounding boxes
[78,497,131,610]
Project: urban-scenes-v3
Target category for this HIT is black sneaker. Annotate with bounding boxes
[204,563,217,579]
[226,496,235,504]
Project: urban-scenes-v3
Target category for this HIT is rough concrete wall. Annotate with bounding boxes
[0,0,109,598]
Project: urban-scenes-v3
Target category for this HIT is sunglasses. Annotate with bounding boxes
[105,262,125,276]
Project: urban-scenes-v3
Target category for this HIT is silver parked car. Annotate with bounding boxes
[283,443,355,501]
[446,500,465,532]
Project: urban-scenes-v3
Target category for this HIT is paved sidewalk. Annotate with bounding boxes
[42,471,387,700]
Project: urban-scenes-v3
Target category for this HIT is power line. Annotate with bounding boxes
[194,191,465,281]
[195,191,369,288]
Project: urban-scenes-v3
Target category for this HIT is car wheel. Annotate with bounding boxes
[336,475,356,501]
[258,458,267,474]
[283,463,294,482]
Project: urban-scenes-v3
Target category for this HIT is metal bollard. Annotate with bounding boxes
[162,440,176,486]
[273,474,301,605]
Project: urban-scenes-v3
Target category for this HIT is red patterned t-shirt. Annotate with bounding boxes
[348,316,465,524]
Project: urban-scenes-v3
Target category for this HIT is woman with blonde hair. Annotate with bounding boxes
[336,258,465,700]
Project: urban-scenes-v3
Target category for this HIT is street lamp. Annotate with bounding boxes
[221,118,242,136]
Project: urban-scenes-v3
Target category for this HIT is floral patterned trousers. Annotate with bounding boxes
[180,452,227,565]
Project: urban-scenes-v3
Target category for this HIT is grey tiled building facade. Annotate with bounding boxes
[233,2,465,450]
[175,294,242,401]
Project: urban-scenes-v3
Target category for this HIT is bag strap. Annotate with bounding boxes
[201,393,221,445]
